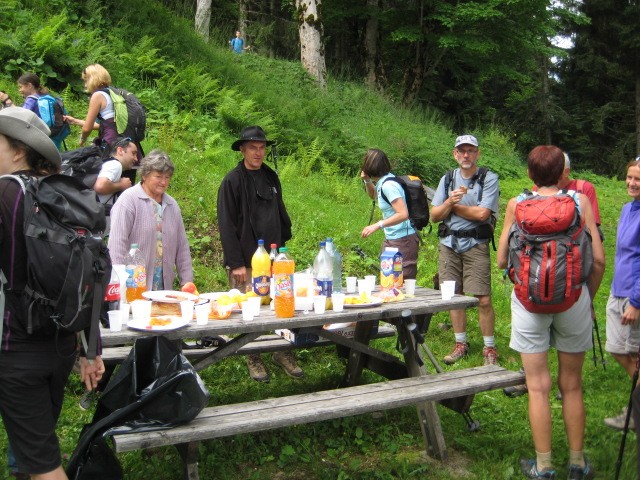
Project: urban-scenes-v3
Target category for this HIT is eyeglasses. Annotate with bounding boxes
[455,148,478,156]
[113,137,132,149]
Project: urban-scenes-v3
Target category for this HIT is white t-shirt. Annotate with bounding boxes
[96,159,122,204]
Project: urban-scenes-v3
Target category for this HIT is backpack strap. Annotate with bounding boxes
[443,169,454,197]
[0,270,6,351]
[379,177,400,206]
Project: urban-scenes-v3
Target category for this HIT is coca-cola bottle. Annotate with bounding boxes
[101,268,120,327]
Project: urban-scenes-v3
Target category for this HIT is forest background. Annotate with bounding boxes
[0,0,639,478]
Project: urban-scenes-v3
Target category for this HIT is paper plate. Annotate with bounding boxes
[127,316,190,331]
[343,297,384,309]
[142,290,198,303]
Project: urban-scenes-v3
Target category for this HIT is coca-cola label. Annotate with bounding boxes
[104,282,120,301]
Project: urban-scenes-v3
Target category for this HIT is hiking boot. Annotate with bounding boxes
[567,457,594,480]
[604,406,635,431]
[519,458,556,479]
[504,383,529,398]
[483,346,498,366]
[443,342,469,365]
[246,354,269,383]
[272,351,304,379]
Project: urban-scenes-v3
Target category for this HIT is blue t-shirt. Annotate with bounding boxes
[376,173,415,240]
[230,37,244,54]
[612,200,640,308]
[432,168,499,253]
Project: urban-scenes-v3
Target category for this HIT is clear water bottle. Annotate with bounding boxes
[125,243,146,302]
[269,243,278,301]
[325,238,342,293]
[313,241,333,297]
[101,268,120,327]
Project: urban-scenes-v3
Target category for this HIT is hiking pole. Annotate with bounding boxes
[271,143,279,175]
[591,303,606,370]
[614,345,640,480]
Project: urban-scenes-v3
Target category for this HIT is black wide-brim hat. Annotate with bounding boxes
[231,125,275,151]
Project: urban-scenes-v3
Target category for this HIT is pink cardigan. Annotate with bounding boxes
[107,184,193,290]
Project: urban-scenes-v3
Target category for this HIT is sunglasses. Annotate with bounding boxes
[113,137,132,149]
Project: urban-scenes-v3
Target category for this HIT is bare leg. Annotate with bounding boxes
[32,466,68,480]
[477,294,495,337]
[521,352,552,453]
[611,352,637,378]
[557,351,586,451]
[450,308,466,334]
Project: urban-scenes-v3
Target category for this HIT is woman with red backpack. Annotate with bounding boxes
[497,145,605,480]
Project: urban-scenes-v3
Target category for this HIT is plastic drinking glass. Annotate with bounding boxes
[331,293,345,312]
[404,279,416,295]
[314,295,327,314]
[131,299,152,321]
[180,300,195,322]
[107,310,122,332]
[440,281,456,300]
[364,275,376,291]
[346,276,357,293]
[195,303,209,325]
[119,302,130,325]
[247,296,261,317]
[241,301,254,321]
[358,279,371,296]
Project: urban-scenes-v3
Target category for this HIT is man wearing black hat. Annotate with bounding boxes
[217,126,302,382]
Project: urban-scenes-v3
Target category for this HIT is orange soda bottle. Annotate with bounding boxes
[251,239,271,305]
[125,243,147,302]
[273,247,295,318]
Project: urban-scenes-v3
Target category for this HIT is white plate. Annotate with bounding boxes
[198,292,224,301]
[142,290,198,303]
[343,297,384,309]
[127,316,190,331]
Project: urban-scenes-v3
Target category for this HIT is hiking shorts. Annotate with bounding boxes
[382,233,420,280]
[605,294,640,355]
[0,350,75,474]
[438,242,491,296]
[509,286,592,354]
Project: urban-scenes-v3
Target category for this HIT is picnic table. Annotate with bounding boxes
[99,287,524,479]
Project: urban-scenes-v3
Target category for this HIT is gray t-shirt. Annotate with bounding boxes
[432,168,499,253]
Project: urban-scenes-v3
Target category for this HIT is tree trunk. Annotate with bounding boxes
[364,0,387,91]
[295,0,327,88]
[239,0,248,36]
[194,0,212,41]
[401,0,425,107]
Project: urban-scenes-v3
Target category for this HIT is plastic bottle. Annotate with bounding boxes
[252,239,271,305]
[273,247,295,318]
[313,241,333,298]
[269,243,278,301]
[101,268,120,327]
[325,238,342,293]
[125,243,147,302]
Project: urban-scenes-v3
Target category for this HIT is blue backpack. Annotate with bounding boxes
[29,94,71,144]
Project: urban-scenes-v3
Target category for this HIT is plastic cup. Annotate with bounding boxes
[131,299,152,321]
[241,301,254,321]
[331,293,345,312]
[107,310,122,332]
[314,295,327,314]
[346,276,357,293]
[180,300,195,322]
[247,296,261,317]
[119,302,130,325]
[358,279,371,296]
[365,275,376,291]
[440,281,456,300]
[195,303,209,325]
[404,279,416,295]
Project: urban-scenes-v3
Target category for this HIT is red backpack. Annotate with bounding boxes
[507,190,593,313]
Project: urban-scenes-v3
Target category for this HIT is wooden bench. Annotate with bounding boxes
[111,365,524,479]
[100,325,396,366]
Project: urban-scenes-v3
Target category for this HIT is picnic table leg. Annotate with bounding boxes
[396,321,448,461]
[340,319,375,387]
[175,441,200,480]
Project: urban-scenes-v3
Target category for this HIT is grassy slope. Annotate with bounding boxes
[0,1,637,478]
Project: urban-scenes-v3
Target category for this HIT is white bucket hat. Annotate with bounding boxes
[0,107,61,166]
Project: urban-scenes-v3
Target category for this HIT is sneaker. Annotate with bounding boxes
[519,458,556,479]
[483,346,498,366]
[604,406,635,431]
[272,351,304,379]
[443,342,470,365]
[246,354,270,383]
[567,458,595,480]
[504,383,529,398]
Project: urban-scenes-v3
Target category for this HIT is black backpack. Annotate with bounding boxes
[380,175,431,231]
[104,87,146,144]
[60,145,106,188]
[0,174,111,359]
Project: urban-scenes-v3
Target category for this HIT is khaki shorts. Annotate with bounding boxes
[438,242,491,296]
[509,286,592,354]
[605,294,640,355]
